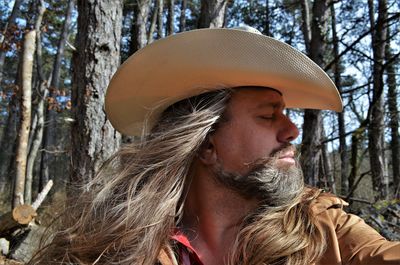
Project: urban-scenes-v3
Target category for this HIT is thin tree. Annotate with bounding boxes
[300,0,311,54]
[166,0,175,35]
[147,0,159,44]
[264,0,271,36]
[13,29,36,208]
[331,2,348,195]
[179,0,187,32]
[71,0,122,183]
[158,0,164,38]
[367,0,388,200]
[130,0,151,54]
[0,0,24,192]
[198,0,228,28]
[0,0,23,84]
[300,0,330,186]
[40,0,75,190]
[25,0,46,204]
[385,24,399,198]
[0,78,19,194]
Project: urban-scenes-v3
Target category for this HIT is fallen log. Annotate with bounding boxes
[0,180,53,238]
[0,204,36,238]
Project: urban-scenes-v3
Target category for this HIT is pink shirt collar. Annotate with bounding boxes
[172,231,204,265]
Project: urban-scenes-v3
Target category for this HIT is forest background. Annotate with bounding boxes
[0,0,399,262]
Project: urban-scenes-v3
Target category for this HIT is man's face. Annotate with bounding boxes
[210,88,300,175]
[205,88,303,204]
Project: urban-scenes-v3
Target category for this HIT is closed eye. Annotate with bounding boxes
[259,115,274,120]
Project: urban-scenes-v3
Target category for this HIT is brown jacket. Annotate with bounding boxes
[158,195,400,265]
[312,195,399,265]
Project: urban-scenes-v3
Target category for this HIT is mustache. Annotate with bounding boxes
[244,143,298,170]
[270,143,296,157]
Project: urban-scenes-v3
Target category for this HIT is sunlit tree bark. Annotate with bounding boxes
[71,0,122,183]
[158,0,164,37]
[13,30,36,208]
[25,0,46,204]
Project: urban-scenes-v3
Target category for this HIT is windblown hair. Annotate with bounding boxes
[31,89,232,265]
[31,87,327,265]
[229,188,326,265]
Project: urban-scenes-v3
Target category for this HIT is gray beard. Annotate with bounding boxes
[212,145,304,207]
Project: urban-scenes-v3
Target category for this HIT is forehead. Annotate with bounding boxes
[228,87,285,111]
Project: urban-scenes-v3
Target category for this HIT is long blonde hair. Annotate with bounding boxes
[229,188,326,265]
[31,89,232,265]
[31,88,326,265]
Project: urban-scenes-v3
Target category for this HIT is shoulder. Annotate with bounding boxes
[308,189,348,216]
[306,191,400,264]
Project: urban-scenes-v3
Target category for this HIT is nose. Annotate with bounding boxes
[277,114,299,143]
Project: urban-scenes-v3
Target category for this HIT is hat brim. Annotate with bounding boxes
[105,28,342,136]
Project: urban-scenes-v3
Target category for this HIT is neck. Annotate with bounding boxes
[180,162,258,264]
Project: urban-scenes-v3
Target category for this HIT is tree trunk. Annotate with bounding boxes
[0,49,23,197]
[158,0,164,38]
[301,110,322,186]
[26,87,47,203]
[263,0,270,36]
[147,0,159,44]
[40,0,74,191]
[300,0,329,186]
[50,0,74,89]
[321,128,335,193]
[300,0,311,54]
[71,0,122,183]
[25,0,46,205]
[0,93,19,193]
[198,0,228,28]
[179,0,187,32]
[331,2,348,196]
[0,0,23,85]
[13,30,36,208]
[385,25,399,198]
[130,0,151,54]
[349,128,362,194]
[367,0,388,200]
[166,0,174,35]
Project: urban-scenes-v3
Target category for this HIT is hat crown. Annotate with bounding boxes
[105,27,342,136]
[233,25,262,35]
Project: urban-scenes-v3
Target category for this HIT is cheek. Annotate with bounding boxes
[214,125,264,172]
[220,127,278,166]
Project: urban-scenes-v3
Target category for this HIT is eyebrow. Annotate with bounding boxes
[255,101,286,110]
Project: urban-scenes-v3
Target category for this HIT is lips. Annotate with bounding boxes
[278,151,295,160]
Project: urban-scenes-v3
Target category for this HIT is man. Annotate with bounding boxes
[34,27,399,265]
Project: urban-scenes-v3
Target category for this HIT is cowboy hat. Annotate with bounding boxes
[105,26,342,136]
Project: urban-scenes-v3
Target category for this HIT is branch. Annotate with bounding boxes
[341,82,372,95]
[346,170,371,200]
[66,40,76,51]
[383,50,400,69]
[339,196,373,205]
[324,13,400,71]
[32,180,53,210]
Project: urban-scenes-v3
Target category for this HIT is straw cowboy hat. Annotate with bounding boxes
[105,26,342,136]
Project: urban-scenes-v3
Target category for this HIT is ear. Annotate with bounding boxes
[198,135,218,165]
